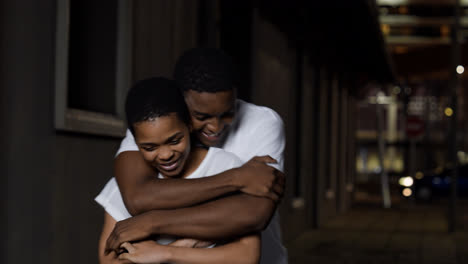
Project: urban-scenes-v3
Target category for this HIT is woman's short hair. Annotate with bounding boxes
[125,77,190,135]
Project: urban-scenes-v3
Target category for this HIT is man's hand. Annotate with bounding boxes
[234,155,285,202]
[105,212,155,254]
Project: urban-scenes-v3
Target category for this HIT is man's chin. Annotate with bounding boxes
[199,132,224,147]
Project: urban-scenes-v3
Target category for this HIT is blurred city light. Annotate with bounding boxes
[398,5,408,14]
[394,46,408,54]
[381,24,390,35]
[415,171,424,180]
[456,65,464,74]
[457,151,467,164]
[376,91,386,104]
[440,25,450,37]
[399,176,414,187]
[402,188,412,197]
[444,107,454,117]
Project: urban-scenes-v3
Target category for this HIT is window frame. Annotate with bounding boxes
[54,0,132,137]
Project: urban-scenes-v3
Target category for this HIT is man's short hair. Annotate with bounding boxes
[173,48,238,93]
[125,77,190,135]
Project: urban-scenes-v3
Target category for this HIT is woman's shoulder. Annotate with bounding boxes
[186,147,243,179]
[206,147,243,166]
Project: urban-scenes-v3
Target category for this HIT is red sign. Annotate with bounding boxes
[406,116,424,138]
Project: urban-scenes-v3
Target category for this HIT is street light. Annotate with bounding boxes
[445,107,454,117]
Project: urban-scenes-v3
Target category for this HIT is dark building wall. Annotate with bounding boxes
[251,12,304,241]
[251,10,358,239]
[0,1,121,263]
[0,1,200,263]
[132,0,199,81]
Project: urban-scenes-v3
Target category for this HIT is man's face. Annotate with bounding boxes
[133,114,191,178]
[184,89,236,147]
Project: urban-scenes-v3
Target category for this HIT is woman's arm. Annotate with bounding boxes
[98,212,132,264]
[119,234,261,264]
[101,211,260,264]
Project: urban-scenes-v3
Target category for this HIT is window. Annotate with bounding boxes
[54,0,132,137]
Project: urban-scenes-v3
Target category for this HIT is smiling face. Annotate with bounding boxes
[133,113,191,178]
[184,89,236,147]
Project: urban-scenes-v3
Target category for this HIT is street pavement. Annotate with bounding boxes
[286,201,468,264]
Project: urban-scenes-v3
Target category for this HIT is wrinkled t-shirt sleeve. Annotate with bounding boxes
[115,129,139,157]
[250,115,285,172]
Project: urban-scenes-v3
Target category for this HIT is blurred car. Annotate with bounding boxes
[399,164,468,201]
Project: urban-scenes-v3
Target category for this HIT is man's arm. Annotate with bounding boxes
[115,151,283,215]
[118,234,260,264]
[106,193,275,252]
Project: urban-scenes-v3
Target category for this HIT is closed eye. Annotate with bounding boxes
[141,146,156,151]
[195,115,211,121]
[166,133,184,145]
[169,139,181,145]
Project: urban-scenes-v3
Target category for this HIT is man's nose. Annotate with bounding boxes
[207,118,224,134]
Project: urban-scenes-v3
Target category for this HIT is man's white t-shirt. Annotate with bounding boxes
[96,147,242,246]
[114,99,288,264]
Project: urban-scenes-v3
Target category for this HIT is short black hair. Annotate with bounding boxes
[125,77,190,135]
[173,48,238,93]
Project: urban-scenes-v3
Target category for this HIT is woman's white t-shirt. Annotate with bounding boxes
[95,147,242,246]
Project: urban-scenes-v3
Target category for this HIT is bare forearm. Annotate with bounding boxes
[118,235,260,264]
[115,152,241,214]
[127,173,240,213]
[99,213,133,264]
[150,193,276,240]
[167,234,260,264]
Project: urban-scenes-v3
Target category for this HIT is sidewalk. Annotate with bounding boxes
[286,202,468,264]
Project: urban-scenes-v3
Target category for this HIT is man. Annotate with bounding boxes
[106,48,288,264]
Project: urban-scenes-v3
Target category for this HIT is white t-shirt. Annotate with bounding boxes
[96,147,242,246]
[115,99,288,264]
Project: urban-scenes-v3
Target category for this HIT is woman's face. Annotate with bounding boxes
[133,113,191,178]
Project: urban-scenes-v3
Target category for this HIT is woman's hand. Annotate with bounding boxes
[106,212,156,253]
[169,238,214,248]
[118,241,170,264]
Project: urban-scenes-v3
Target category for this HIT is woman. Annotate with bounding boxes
[96,77,260,264]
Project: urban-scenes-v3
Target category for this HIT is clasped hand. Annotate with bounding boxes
[235,155,285,202]
[105,211,155,254]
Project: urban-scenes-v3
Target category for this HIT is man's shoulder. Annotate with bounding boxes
[222,101,285,162]
[236,99,283,128]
